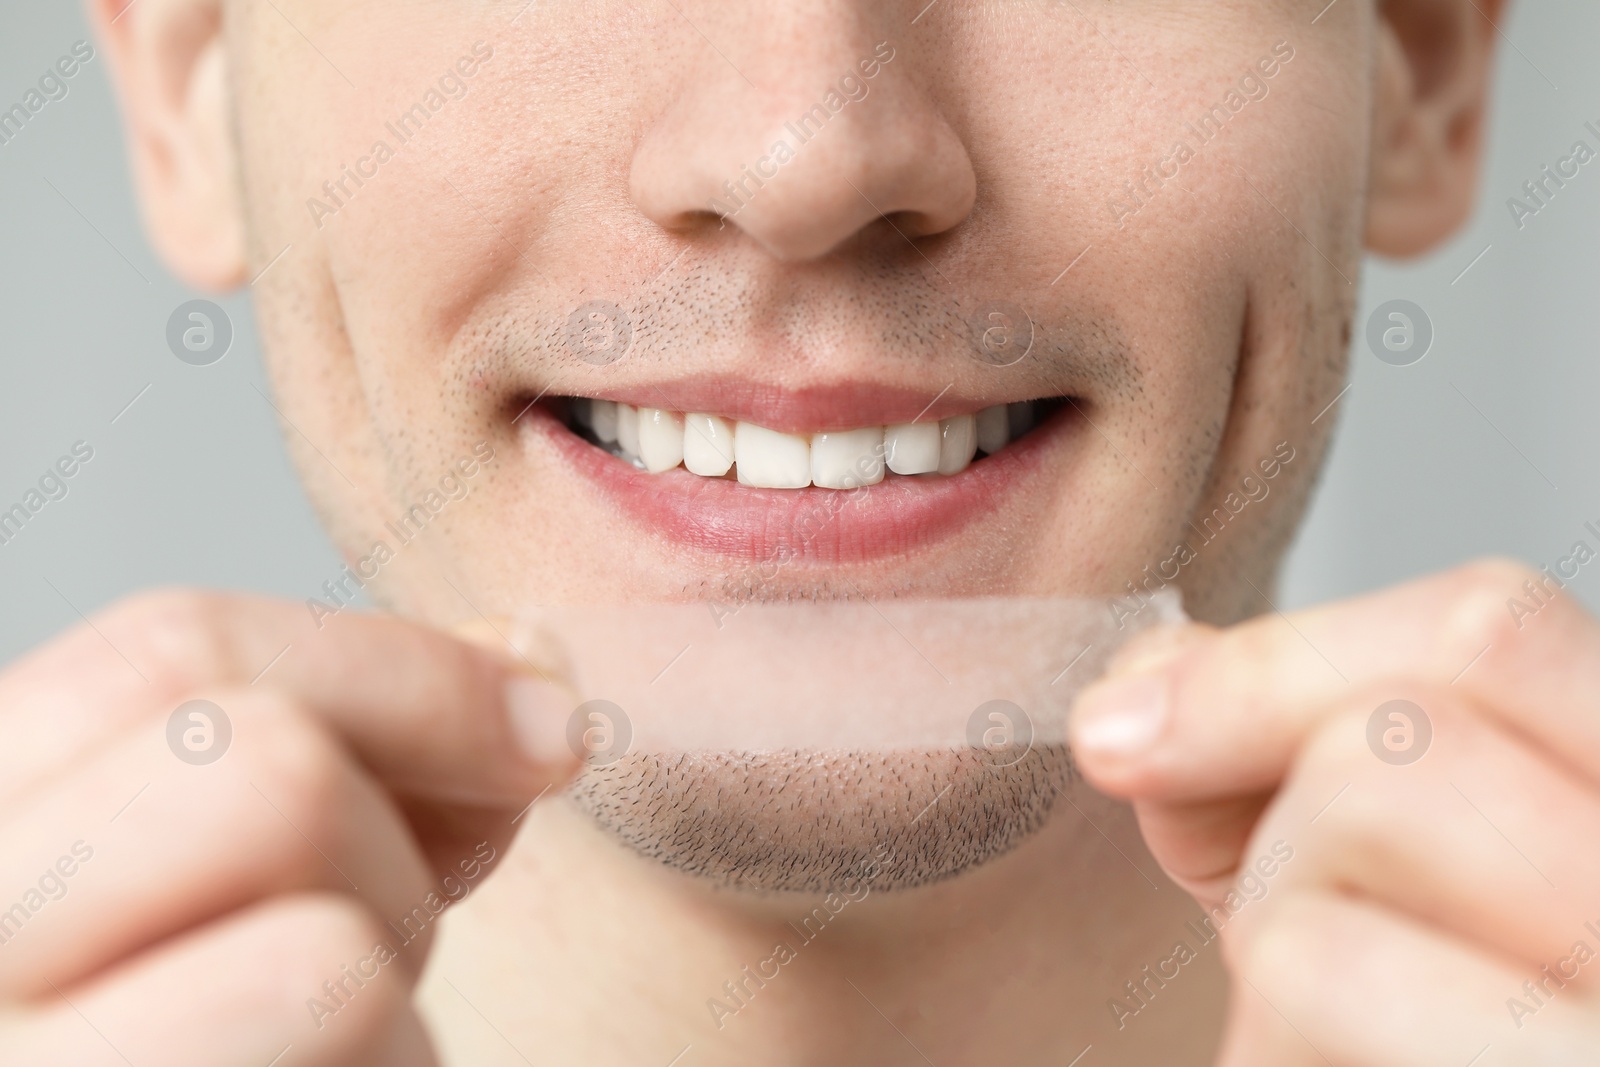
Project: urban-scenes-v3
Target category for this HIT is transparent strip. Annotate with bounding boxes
[509,593,1186,760]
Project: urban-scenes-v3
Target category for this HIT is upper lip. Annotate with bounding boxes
[543,375,1059,434]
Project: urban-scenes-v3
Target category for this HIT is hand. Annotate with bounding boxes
[1071,560,1600,1065]
[0,590,579,1066]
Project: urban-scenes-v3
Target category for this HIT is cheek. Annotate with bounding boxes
[958,9,1371,365]
[966,14,1370,612]
[240,5,683,443]
[227,0,1373,612]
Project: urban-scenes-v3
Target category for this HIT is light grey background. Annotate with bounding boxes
[1,2,1596,663]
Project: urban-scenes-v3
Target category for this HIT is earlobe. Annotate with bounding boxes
[1364,0,1508,258]
[91,0,246,290]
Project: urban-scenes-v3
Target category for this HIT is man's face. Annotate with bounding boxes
[151,0,1439,893]
[226,0,1368,627]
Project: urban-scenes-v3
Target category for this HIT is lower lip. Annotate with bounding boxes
[524,404,1073,564]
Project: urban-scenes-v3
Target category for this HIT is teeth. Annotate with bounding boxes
[591,399,619,445]
[1007,401,1035,441]
[812,427,885,489]
[638,408,685,473]
[975,404,1009,456]
[568,397,1044,488]
[884,421,941,476]
[735,422,811,488]
[683,413,735,476]
[616,403,642,460]
[938,414,977,475]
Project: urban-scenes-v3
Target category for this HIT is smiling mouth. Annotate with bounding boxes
[517,385,1079,563]
[551,396,1066,490]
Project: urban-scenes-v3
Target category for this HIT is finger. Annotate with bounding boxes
[0,589,579,806]
[1230,697,1600,981]
[3,893,439,1067]
[1218,891,1599,1067]
[0,690,438,999]
[1126,791,1272,902]
[1071,559,1600,801]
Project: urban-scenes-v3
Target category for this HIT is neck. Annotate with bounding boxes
[418,788,1224,1065]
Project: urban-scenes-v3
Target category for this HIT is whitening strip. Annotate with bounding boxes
[508,593,1185,761]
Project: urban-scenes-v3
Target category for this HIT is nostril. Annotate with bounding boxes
[629,40,976,263]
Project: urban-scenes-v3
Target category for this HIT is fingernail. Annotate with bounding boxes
[1073,674,1169,759]
[505,675,578,770]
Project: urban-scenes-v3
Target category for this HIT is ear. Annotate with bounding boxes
[89,0,245,289]
[1365,0,1510,257]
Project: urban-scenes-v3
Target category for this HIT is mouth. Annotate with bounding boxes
[563,396,1063,487]
[518,385,1079,565]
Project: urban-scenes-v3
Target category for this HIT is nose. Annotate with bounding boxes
[629,15,976,262]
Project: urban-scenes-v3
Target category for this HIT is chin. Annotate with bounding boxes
[565,745,1077,894]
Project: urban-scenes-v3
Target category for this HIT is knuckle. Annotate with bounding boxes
[96,588,240,697]
[229,700,354,867]
[1438,558,1539,656]
[1293,763,1396,860]
[1291,689,1470,854]
[270,893,389,961]
[124,895,416,1058]
[257,895,413,1013]
[1292,692,1441,811]
[1294,706,1372,779]
[1227,893,1326,996]
[282,896,414,1035]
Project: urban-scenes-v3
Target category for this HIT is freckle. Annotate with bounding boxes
[1340,317,1352,349]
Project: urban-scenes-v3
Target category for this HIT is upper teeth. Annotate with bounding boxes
[570,400,1039,489]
